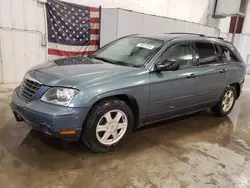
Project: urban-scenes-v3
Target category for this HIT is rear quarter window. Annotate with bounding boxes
[219,45,240,63]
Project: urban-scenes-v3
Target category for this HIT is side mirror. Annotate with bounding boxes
[155,59,179,71]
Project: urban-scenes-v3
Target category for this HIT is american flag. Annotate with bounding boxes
[46,0,100,59]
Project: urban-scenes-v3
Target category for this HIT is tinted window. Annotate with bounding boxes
[195,42,218,65]
[219,45,239,62]
[161,43,193,69]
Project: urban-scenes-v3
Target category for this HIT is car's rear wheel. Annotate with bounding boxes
[211,85,236,116]
[82,99,134,153]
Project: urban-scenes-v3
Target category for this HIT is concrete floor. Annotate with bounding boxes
[1,77,250,188]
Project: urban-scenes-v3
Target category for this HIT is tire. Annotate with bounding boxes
[82,98,134,153]
[211,85,237,117]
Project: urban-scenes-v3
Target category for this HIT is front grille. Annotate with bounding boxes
[20,78,42,101]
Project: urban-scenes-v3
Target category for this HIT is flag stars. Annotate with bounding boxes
[48,4,94,45]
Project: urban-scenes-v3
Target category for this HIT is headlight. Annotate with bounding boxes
[41,87,78,106]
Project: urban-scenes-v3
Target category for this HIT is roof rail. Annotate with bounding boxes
[165,32,205,37]
[206,36,224,40]
[165,32,224,40]
[122,34,140,37]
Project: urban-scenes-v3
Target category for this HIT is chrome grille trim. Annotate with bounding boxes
[20,75,42,101]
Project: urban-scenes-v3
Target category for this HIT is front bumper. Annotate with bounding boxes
[10,87,89,141]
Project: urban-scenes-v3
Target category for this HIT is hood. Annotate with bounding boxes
[28,56,140,87]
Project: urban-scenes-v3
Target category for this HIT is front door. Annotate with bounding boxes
[147,42,197,123]
[191,41,229,110]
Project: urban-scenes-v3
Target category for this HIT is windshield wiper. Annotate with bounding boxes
[91,55,139,67]
[91,56,119,64]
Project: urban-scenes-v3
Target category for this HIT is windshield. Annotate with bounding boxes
[91,37,164,67]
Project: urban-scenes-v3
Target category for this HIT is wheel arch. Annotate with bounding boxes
[84,94,140,130]
[230,82,241,99]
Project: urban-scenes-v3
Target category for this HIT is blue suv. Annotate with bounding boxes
[10,33,246,152]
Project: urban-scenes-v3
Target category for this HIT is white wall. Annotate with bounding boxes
[100,8,220,46]
[218,17,231,33]
[0,0,47,83]
[242,4,250,34]
[56,0,210,24]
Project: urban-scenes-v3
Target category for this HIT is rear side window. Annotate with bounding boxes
[195,42,218,65]
[219,45,239,62]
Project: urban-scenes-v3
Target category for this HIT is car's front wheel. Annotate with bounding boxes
[82,99,134,152]
[211,85,237,116]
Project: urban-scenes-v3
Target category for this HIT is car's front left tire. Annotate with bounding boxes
[82,98,134,153]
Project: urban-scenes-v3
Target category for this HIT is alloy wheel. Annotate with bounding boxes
[96,110,128,145]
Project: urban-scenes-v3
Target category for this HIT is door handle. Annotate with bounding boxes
[186,73,196,78]
[220,69,227,73]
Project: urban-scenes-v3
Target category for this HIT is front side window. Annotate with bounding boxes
[219,45,239,62]
[160,43,194,70]
[92,37,164,67]
[195,42,218,65]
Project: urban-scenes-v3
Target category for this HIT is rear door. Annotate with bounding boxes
[191,41,229,110]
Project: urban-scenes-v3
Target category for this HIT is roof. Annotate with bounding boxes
[132,33,229,44]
